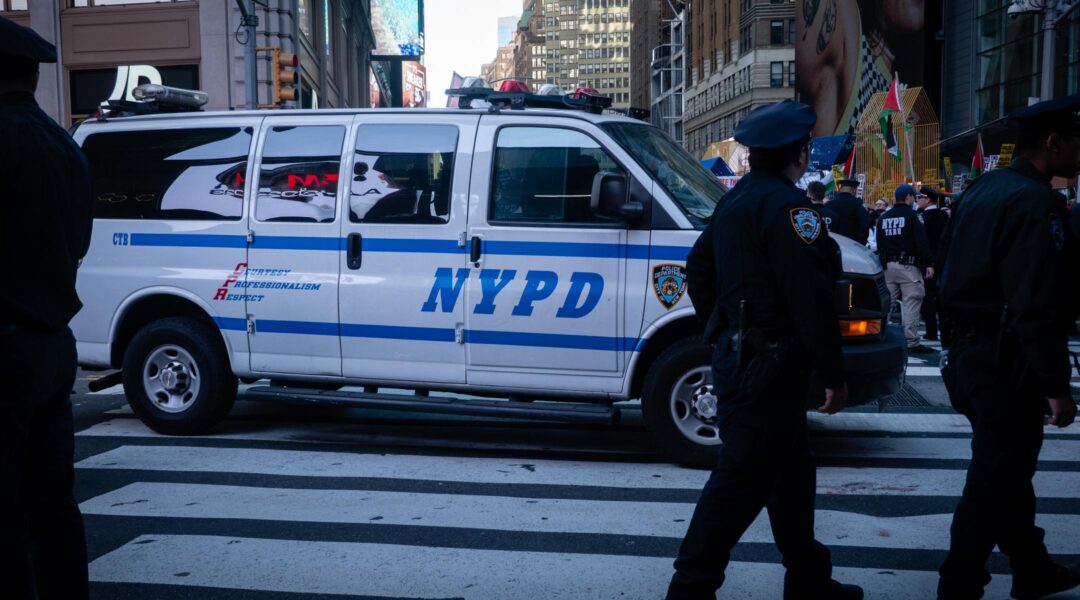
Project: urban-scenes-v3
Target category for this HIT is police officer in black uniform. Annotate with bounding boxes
[878,184,934,354]
[0,17,92,600]
[937,95,1080,600]
[916,187,950,344]
[807,180,840,233]
[825,177,871,243]
[669,101,861,600]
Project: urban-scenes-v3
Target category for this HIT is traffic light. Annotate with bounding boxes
[270,48,297,106]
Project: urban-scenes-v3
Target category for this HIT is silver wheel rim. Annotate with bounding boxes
[669,366,722,446]
[142,344,201,414]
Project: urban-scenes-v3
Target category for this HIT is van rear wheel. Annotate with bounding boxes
[642,336,721,469]
[122,317,237,435]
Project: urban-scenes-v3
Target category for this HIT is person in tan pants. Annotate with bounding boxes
[877,184,935,354]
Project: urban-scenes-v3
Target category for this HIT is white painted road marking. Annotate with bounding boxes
[79,482,1080,554]
[75,445,1080,497]
[88,534,1016,600]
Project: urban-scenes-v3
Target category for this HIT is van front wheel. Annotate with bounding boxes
[122,317,237,435]
[641,336,721,469]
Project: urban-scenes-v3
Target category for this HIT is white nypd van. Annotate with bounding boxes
[70,86,905,467]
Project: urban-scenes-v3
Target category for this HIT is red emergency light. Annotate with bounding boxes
[498,80,531,93]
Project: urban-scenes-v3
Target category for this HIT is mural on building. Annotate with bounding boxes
[795,0,925,136]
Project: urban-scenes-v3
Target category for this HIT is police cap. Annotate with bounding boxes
[894,184,917,201]
[837,178,859,188]
[734,100,816,149]
[0,16,57,69]
[1008,93,1080,135]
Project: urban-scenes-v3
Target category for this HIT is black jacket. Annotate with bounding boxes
[0,92,93,332]
[826,191,871,244]
[916,204,949,269]
[939,157,1071,399]
[877,203,932,267]
[686,170,844,387]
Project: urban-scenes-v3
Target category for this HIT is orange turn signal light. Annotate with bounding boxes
[839,319,881,337]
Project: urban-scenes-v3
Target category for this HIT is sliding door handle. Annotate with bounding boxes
[347,232,362,270]
[469,235,482,264]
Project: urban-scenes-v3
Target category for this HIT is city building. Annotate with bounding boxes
[482,42,517,86]
[2,0,375,126]
[498,14,520,47]
[649,3,685,144]
[682,0,798,158]
[630,0,676,109]
[541,0,632,108]
[513,0,546,89]
[941,0,1080,161]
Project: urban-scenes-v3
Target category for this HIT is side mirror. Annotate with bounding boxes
[591,171,643,221]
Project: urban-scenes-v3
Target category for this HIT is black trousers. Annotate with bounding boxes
[921,277,941,340]
[0,327,88,600]
[667,344,831,600]
[938,337,1053,599]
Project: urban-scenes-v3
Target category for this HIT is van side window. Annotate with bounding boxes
[83,128,252,221]
[255,125,345,223]
[490,127,622,225]
[350,124,458,224]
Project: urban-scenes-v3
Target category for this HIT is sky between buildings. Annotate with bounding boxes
[425,0,522,107]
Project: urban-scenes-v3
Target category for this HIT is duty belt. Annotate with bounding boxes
[884,254,917,266]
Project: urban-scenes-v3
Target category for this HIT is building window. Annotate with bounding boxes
[298,0,312,40]
[770,20,784,46]
[770,62,783,87]
[789,19,796,45]
[71,0,191,6]
[1,0,28,10]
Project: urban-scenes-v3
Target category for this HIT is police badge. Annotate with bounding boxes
[1050,213,1065,251]
[790,208,822,244]
[652,264,687,310]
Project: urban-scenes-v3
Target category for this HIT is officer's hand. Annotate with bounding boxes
[1046,397,1077,428]
[925,267,935,280]
[818,385,849,415]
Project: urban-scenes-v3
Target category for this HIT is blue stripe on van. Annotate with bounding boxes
[214,316,645,352]
[124,233,691,260]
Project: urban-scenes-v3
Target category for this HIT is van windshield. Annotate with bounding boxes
[602,123,726,228]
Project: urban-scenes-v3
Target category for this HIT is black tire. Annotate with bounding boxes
[641,336,721,469]
[121,317,237,435]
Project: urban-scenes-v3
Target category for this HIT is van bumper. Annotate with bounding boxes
[807,325,908,407]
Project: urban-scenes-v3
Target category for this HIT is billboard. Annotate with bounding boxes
[371,0,424,57]
[402,62,427,108]
[795,0,925,137]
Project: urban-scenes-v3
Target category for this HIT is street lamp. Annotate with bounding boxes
[1008,0,1080,101]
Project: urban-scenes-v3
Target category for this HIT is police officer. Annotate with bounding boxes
[916,188,950,346]
[937,95,1080,600]
[806,180,840,232]
[0,17,92,600]
[670,101,861,600]
[825,177,871,243]
[877,184,934,354]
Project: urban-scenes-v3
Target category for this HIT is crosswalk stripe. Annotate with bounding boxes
[75,445,1080,497]
[906,366,941,377]
[88,534,1016,600]
[78,482,1080,554]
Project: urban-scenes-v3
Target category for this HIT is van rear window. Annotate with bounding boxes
[83,127,252,221]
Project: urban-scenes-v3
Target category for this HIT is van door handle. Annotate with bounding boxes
[469,236,482,264]
[347,232,362,270]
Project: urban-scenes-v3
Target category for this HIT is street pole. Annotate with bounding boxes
[236,0,259,109]
[1041,2,1059,101]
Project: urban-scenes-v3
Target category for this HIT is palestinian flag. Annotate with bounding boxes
[879,74,903,161]
[842,146,856,179]
[970,132,985,178]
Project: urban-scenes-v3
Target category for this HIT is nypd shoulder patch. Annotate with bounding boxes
[1050,213,1065,251]
[789,208,822,244]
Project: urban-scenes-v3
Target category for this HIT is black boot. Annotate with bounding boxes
[1011,563,1080,599]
